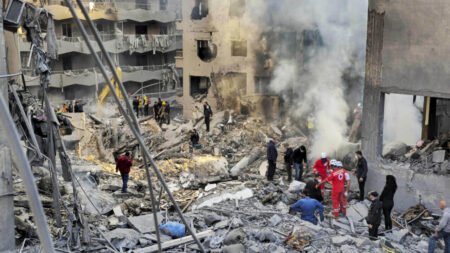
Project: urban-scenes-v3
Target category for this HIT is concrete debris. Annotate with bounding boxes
[223,228,246,245]
[383,141,409,158]
[432,150,446,163]
[222,244,246,253]
[104,228,141,249]
[127,213,164,234]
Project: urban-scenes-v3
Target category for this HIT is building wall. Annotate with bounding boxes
[362,0,450,210]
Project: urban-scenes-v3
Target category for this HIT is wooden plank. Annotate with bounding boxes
[133,230,214,253]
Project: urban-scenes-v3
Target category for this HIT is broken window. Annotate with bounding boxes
[62,23,72,37]
[135,25,147,35]
[61,55,72,71]
[229,0,245,17]
[190,76,210,96]
[231,40,247,57]
[197,40,217,62]
[302,29,323,63]
[191,0,209,20]
[255,76,271,94]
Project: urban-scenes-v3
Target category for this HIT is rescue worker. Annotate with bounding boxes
[366,191,383,240]
[290,191,324,225]
[313,152,330,194]
[158,101,167,126]
[316,160,350,218]
[138,96,144,117]
[292,145,307,181]
[164,101,171,124]
[204,101,213,132]
[283,143,294,182]
[266,139,278,181]
[428,200,450,253]
[355,151,368,202]
[143,95,149,116]
[133,96,139,117]
[115,152,132,193]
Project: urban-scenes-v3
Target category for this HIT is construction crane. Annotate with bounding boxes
[98,66,123,104]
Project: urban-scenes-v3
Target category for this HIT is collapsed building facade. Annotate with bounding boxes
[19,0,182,105]
[363,0,450,210]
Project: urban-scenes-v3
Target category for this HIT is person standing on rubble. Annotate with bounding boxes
[380,175,397,231]
[292,145,307,181]
[133,96,139,117]
[138,96,144,117]
[290,191,324,225]
[366,191,383,240]
[203,101,213,132]
[153,101,159,120]
[143,95,149,116]
[428,200,450,253]
[316,161,350,218]
[313,153,330,194]
[267,139,278,181]
[355,151,368,202]
[116,152,133,193]
[164,101,171,125]
[284,143,294,182]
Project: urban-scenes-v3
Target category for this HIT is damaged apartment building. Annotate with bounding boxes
[19,0,182,105]
[363,0,450,210]
[176,0,329,119]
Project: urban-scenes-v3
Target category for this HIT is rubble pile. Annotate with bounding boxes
[10,109,445,252]
[383,133,450,175]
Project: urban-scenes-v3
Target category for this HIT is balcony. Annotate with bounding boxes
[19,34,182,55]
[23,65,175,88]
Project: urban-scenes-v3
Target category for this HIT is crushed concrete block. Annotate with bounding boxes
[269,215,282,226]
[288,181,306,193]
[275,201,289,214]
[259,161,268,176]
[415,240,428,252]
[127,213,163,234]
[354,237,371,248]
[247,245,261,253]
[383,142,408,158]
[385,229,409,243]
[222,244,245,253]
[254,228,278,243]
[331,235,354,246]
[267,244,286,253]
[104,228,140,249]
[340,245,359,253]
[432,150,446,163]
[223,228,246,245]
[347,202,369,221]
[192,186,253,209]
[204,213,224,226]
[213,219,229,230]
[205,183,217,192]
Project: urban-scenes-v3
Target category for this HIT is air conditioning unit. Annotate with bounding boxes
[4,0,26,25]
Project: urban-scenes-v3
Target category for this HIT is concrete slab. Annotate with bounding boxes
[432,150,446,163]
[127,213,163,234]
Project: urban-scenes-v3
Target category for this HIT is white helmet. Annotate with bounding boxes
[330,159,337,167]
[336,161,343,168]
[321,152,327,159]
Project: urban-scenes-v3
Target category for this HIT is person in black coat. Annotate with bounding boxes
[133,97,139,117]
[304,178,323,202]
[380,175,397,231]
[292,145,307,181]
[355,151,368,201]
[203,101,213,132]
[366,191,383,240]
[283,143,294,182]
[267,139,278,181]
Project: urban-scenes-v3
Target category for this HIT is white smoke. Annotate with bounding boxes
[383,94,423,145]
[245,0,368,157]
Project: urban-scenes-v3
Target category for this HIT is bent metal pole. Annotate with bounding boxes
[63,1,206,252]
[0,90,55,252]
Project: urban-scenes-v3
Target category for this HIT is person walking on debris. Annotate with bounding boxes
[293,145,307,181]
[283,143,294,182]
[164,101,171,124]
[153,101,159,120]
[428,200,450,253]
[203,101,213,132]
[290,191,324,225]
[115,152,132,193]
[138,96,144,117]
[190,129,201,149]
[355,151,368,202]
[74,100,85,113]
[158,101,168,126]
[313,152,330,194]
[316,160,350,218]
[366,191,383,240]
[143,95,149,116]
[266,139,278,181]
[305,178,324,202]
[380,175,397,231]
[133,96,139,117]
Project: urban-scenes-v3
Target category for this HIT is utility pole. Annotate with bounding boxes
[0,0,17,251]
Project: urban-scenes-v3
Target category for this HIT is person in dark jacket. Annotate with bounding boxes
[380,175,397,231]
[267,139,278,181]
[366,191,383,240]
[190,129,200,147]
[115,152,133,193]
[283,143,294,182]
[292,145,307,181]
[355,151,368,201]
[304,178,324,202]
[133,97,139,117]
[203,101,213,132]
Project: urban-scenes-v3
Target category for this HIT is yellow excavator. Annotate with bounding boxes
[98,66,123,104]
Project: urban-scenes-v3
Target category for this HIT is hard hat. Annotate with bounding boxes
[321,152,327,158]
[162,101,167,106]
[330,159,337,167]
[336,161,343,168]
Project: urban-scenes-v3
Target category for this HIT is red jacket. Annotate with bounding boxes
[313,158,329,179]
[116,155,132,174]
[324,168,349,193]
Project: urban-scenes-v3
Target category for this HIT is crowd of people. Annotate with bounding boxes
[58,100,85,113]
[268,140,449,251]
[132,96,171,126]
